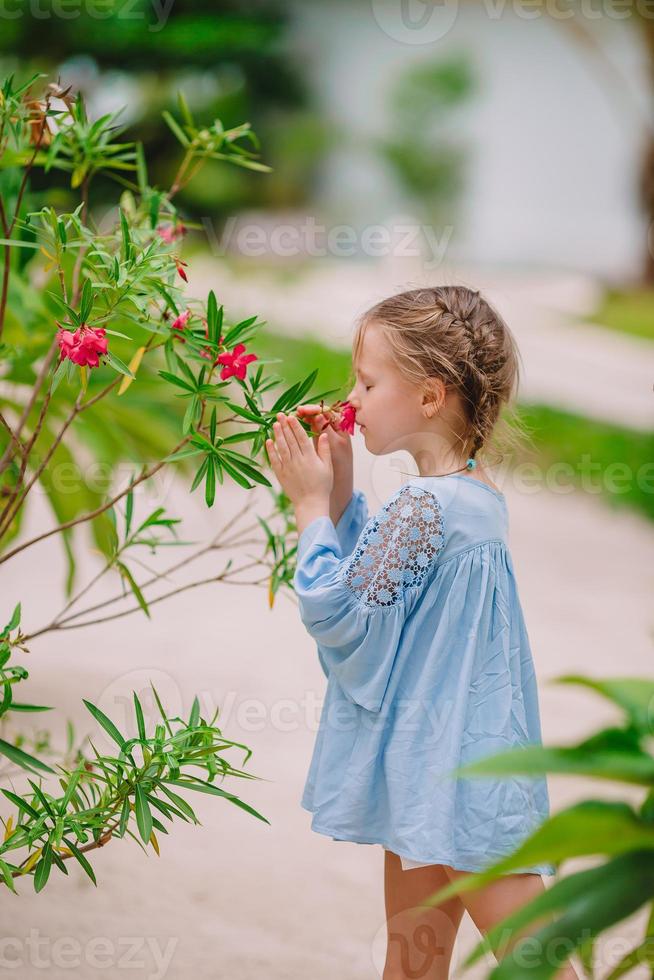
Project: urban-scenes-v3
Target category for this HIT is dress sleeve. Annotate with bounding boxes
[333,489,368,557]
[292,485,445,712]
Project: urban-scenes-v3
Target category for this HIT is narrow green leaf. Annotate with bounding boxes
[134,784,153,843]
[82,700,126,750]
[0,737,55,775]
[133,692,146,742]
[34,843,53,893]
[62,837,97,886]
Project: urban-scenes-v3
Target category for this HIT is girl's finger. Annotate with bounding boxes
[295,404,322,416]
[285,414,309,454]
[266,438,281,471]
[281,415,302,457]
[273,419,291,462]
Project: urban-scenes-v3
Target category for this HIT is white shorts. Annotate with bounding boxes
[400,855,433,870]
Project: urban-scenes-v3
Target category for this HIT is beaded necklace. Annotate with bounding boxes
[403,457,478,477]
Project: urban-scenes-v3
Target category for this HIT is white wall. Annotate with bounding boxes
[289,1,652,278]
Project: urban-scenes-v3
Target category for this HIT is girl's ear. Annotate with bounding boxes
[421,378,444,419]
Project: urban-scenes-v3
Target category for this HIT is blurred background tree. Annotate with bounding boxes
[0,0,334,218]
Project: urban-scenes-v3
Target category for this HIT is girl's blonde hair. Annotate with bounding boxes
[352,285,528,465]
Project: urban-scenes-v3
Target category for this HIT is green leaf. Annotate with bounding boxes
[116,562,150,618]
[2,603,21,636]
[182,395,200,435]
[104,350,135,379]
[454,743,654,786]
[50,357,68,394]
[224,402,262,424]
[119,207,132,262]
[465,851,654,980]
[158,784,199,824]
[158,370,195,394]
[163,446,203,463]
[164,779,270,823]
[218,455,253,490]
[220,450,272,488]
[61,765,84,810]
[552,676,654,734]
[0,858,17,893]
[7,703,52,713]
[62,837,97,886]
[204,456,216,507]
[34,843,53,893]
[1,788,40,820]
[134,784,153,843]
[150,683,174,737]
[147,277,179,315]
[0,737,55,775]
[82,700,126,750]
[79,278,94,323]
[118,797,130,838]
[177,90,194,128]
[135,142,148,195]
[605,935,654,978]
[133,692,146,742]
[162,110,189,147]
[190,456,209,492]
[270,369,318,413]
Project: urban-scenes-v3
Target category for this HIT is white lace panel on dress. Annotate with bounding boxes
[341,486,444,608]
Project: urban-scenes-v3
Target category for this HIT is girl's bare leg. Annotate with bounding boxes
[383,850,466,980]
[441,865,580,979]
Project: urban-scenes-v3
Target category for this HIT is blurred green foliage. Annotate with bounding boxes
[0,1,333,218]
[376,55,475,224]
[588,287,654,341]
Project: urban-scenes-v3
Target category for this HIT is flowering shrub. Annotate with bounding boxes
[424,676,654,979]
[0,73,346,893]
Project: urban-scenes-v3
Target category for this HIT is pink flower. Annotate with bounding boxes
[57,323,108,369]
[175,259,189,282]
[337,401,356,435]
[57,328,79,361]
[171,309,192,331]
[216,342,257,381]
[157,222,187,243]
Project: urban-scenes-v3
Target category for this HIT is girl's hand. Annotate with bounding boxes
[296,403,354,519]
[295,403,353,478]
[266,411,333,508]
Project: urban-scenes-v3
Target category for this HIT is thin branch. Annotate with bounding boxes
[26,499,266,638]
[0,335,60,479]
[0,434,191,566]
[28,560,266,633]
[0,373,123,538]
[0,412,27,462]
[11,817,122,880]
[0,91,53,343]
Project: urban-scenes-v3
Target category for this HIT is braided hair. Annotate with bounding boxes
[352,285,523,465]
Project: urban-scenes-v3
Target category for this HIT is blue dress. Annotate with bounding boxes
[293,474,556,876]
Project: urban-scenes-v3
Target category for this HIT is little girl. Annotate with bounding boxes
[266,285,579,980]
